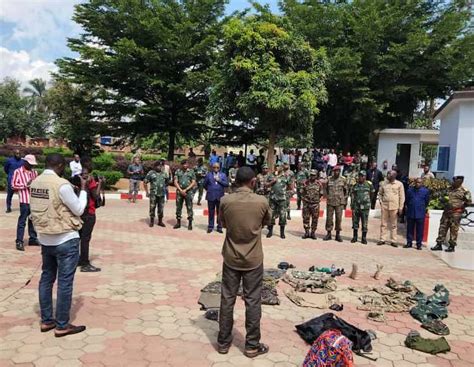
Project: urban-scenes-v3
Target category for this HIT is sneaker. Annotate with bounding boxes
[55,324,86,338]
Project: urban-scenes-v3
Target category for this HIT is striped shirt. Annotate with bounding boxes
[11,166,38,204]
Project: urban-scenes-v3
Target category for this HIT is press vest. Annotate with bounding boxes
[30,173,83,234]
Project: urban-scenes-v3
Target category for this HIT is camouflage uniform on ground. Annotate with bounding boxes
[268,172,291,226]
[144,170,169,221]
[351,179,374,233]
[194,164,208,204]
[296,168,309,210]
[301,171,323,235]
[175,169,196,221]
[325,172,348,236]
[436,185,472,247]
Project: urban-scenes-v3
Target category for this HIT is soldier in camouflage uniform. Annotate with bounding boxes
[324,166,348,242]
[267,163,292,239]
[302,148,312,167]
[255,164,270,199]
[350,171,374,244]
[296,163,309,210]
[283,162,295,220]
[301,170,323,240]
[432,176,472,253]
[345,166,359,199]
[173,160,196,230]
[194,158,208,206]
[144,161,169,228]
[228,162,239,193]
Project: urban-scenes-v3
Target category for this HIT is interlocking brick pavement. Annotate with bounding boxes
[1,198,473,366]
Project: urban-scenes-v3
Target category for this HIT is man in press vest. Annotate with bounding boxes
[30,154,88,337]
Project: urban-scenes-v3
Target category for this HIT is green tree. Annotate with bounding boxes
[0,78,29,142]
[45,80,100,155]
[57,0,226,161]
[283,0,474,150]
[23,78,50,137]
[209,9,329,169]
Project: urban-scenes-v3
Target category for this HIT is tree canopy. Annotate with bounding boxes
[209,9,329,168]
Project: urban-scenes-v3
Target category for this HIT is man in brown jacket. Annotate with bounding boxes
[377,170,405,247]
[217,167,272,358]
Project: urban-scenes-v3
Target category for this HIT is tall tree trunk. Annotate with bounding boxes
[267,129,277,172]
[168,130,176,162]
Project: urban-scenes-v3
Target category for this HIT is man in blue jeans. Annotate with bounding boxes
[203,162,228,233]
[3,148,23,213]
[404,178,430,250]
[30,154,88,337]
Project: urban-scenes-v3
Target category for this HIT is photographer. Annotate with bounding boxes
[75,164,104,272]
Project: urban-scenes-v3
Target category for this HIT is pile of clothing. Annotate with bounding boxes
[410,284,450,336]
[283,270,337,294]
[198,268,284,315]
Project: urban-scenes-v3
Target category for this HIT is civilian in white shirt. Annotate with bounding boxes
[69,154,82,177]
[327,149,338,175]
[30,154,88,337]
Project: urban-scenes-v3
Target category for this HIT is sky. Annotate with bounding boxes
[0,0,279,86]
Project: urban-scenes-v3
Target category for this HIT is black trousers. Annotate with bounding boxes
[371,188,379,210]
[218,263,263,349]
[79,214,96,265]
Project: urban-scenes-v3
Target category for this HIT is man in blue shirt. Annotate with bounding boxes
[203,162,229,233]
[209,150,219,166]
[404,178,430,250]
[3,149,23,213]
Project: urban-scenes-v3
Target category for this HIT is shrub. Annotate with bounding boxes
[92,170,123,189]
[92,153,115,171]
[0,170,6,191]
[410,178,451,210]
[42,147,73,156]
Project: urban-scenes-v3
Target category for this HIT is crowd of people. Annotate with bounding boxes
[2,147,471,344]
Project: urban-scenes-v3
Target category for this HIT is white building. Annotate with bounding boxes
[433,90,474,192]
[376,128,439,178]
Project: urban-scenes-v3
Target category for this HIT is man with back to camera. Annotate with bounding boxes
[3,148,23,213]
[217,167,271,358]
[30,153,88,337]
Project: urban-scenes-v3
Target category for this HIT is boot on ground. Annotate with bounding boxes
[310,231,317,240]
[188,221,193,231]
[287,212,291,220]
[445,244,455,253]
[431,242,443,251]
[149,217,154,227]
[351,230,358,243]
[173,220,181,229]
[158,217,166,227]
[361,231,368,244]
[280,225,286,239]
[323,231,332,241]
[302,230,310,239]
[335,231,343,242]
[266,226,273,238]
[16,241,24,251]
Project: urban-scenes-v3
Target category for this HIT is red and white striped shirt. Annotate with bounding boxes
[11,166,38,204]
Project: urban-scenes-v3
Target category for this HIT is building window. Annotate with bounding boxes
[437,146,450,172]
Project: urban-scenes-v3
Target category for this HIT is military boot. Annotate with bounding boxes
[188,221,193,231]
[287,211,291,220]
[266,226,273,238]
[445,244,455,253]
[173,220,181,229]
[310,231,317,240]
[302,230,310,239]
[351,230,358,243]
[158,217,166,227]
[149,217,155,227]
[280,225,286,239]
[431,242,443,251]
[335,231,343,242]
[361,231,368,244]
[323,231,332,241]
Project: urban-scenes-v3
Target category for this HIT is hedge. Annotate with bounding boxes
[92,153,115,171]
[92,170,123,189]
[42,147,73,156]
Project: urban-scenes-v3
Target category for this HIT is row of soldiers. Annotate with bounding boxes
[252,162,374,242]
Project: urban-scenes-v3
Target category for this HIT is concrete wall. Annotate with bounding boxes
[437,105,460,180]
[377,133,420,177]
[457,102,474,192]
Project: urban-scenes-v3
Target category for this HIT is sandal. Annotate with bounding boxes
[244,343,269,358]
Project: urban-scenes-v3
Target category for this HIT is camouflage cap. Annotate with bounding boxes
[359,170,366,176]
[310,169,318,176]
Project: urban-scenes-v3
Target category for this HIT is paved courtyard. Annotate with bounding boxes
[0,197,473,367]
